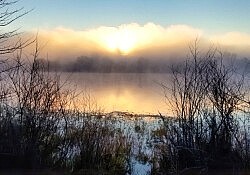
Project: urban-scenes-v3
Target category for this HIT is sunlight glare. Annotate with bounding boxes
[103,29,137,55]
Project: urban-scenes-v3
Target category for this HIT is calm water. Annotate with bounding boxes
[62,73,171,114]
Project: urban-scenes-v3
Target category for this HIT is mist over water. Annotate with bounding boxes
[57,55,250,115]
[62,72,171,114]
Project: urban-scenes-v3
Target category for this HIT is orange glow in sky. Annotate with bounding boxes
[29,23,250,59]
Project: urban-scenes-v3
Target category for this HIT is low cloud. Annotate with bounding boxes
[26,23,250,61]
[210,32,250,57]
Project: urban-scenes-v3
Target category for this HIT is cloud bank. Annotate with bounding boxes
[28,23,250,61]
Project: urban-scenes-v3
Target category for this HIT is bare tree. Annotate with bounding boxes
[158,40,250,174]
[203,51,248,170]
[162,40,213,148]
[0,0,32,56]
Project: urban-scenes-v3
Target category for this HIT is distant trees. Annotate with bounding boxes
[46,55,250,74]
[48,56,179,73]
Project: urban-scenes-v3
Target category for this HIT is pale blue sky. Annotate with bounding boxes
[11,0,250,34]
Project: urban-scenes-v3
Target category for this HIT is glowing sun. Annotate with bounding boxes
[102,29,137,55]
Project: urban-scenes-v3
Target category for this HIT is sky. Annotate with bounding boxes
[7,0,250,59]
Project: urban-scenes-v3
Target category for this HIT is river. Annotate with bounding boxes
[61,73,171,114]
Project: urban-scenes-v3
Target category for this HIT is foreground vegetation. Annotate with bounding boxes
[0,1,249,174]
[0,40,248,175]
[152,41,250,174]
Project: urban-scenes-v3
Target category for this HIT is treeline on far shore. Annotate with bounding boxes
[37,55,250,73]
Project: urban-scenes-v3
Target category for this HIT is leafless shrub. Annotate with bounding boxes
[157,40,250,174]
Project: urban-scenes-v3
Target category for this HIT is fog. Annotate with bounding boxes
[24,23,250,61]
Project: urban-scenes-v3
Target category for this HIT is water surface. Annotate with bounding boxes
[62,73,171,114]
